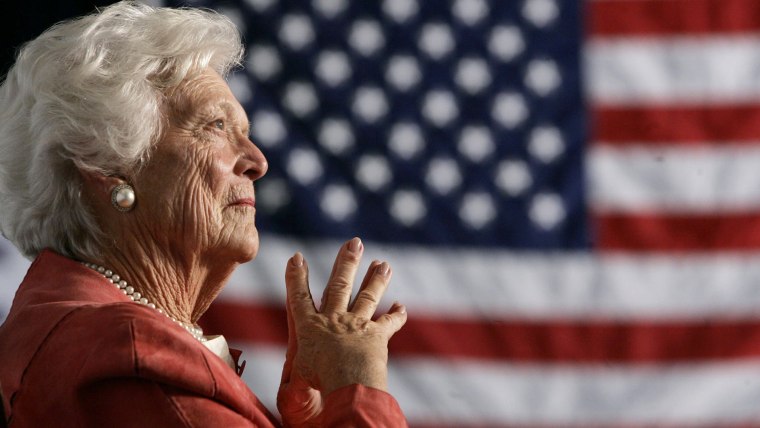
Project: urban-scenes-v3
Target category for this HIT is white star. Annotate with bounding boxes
[286,147,324,185]
[524,58,561,96]
[279,14,315,51]
[355,154,393,192]
[459,191,497,229]
[425,157,462,195]
[321,184,357,221]
[495,159,532,196]
[523,0,560,28]
[315,50,352,87]
[385,55,422,92]
[418,23,455,60]
[243,0,275,13]
[455,57,492,95]
[452,0,489,26]
[312,0,348,19]
[388,122,425,160]
[246,44,282,81]
[492,91,529,129]
[389,190,427,227]
[529,192,566,230]
[488,25,525,63]
[528,125,564,163]
[352,86,389,123]
[283,82,318,118]
[382,0,419,24]
[349,19,385,57]
[422,90,459,127]
[257,178,290,213]
[318,118,354,155]
[458,125,494,163]
[251,110,286,148]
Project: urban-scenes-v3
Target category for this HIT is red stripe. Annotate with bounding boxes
[589,0,760,37]
[201,301,760,363]
[593,105,760,145]
[594,212,760,251]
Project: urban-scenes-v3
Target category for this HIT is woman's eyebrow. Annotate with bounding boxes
[215,100,252,133]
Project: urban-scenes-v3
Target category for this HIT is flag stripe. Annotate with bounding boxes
[593,105,760,145]
[390,358,760,426]
[595,212,760,251]
[584,36,760,105]
[589,0,760,37]
[204,301,760,363]
[222,234,760,319]
[588,145,760,213]
[236,343,760,427]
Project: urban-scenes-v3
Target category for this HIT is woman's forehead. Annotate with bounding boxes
[167,70,241,120]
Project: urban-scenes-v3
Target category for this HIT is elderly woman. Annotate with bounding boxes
[0,2,408,426]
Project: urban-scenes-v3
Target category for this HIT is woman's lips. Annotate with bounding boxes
[229,198,255,207]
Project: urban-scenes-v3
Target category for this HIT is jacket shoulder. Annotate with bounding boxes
[52,303,225,397]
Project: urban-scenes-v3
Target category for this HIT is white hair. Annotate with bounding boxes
[0,1,243,260]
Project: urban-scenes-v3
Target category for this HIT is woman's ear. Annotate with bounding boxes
[78,169,128,196]
[78,169,137,213]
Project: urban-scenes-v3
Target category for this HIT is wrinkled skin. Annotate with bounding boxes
[82,69,407,426]
[137,69,266,265]
[277,238,408,426]
[81,68,267,323]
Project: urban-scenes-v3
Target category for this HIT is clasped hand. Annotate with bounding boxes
[277,237,407,427]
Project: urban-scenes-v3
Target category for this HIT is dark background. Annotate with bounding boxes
[1,0,117,77]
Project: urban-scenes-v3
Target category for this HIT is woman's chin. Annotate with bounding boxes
[229,230,260,263]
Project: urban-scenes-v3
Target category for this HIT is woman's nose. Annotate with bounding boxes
[235,135,268,181]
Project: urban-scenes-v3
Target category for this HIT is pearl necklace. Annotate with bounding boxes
[82,262,206,342]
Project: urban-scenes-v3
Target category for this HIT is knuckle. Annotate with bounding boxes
[355,290,379,306]
[328,275,354,291]
[341,250,362,262]
[291,290,312,302]
[327,286,351,302]
[309,313,327,326]
[330,277,352,288]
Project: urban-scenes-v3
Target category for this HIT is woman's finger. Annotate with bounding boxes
[348,260,381,312]
[284,252,316,328]
[374,301,408,339]
[280,282,298,385]
[320,237,363,314]
[349,261,391,319]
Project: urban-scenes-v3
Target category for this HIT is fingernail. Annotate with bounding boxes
[393,301,406,314]
[291,252,303,267]
[377,261,390,277]
[348,237,363,253]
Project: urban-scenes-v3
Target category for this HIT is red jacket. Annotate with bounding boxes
[0,250,406,427]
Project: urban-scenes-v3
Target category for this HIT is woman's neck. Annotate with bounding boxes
[93,236,235,325]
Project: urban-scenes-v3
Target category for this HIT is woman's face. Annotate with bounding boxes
[131,68,267,263]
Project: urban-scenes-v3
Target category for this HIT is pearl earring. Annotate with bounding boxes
[111,183,135,212]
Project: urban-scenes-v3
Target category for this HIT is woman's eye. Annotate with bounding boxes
[213,119,225,130]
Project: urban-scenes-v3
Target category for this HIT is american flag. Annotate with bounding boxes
[4,0,760,425]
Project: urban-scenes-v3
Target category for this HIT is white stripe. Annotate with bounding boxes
[585,36,760,105]
[5,234,760,323]
[220,234,760,320]
[587,144,760,213]
[5,236,760,322]
[235,343,760,426]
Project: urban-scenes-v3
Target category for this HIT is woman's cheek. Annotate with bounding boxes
[169,167,210,242]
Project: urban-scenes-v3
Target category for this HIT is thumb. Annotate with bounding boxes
[281,253,304,385]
